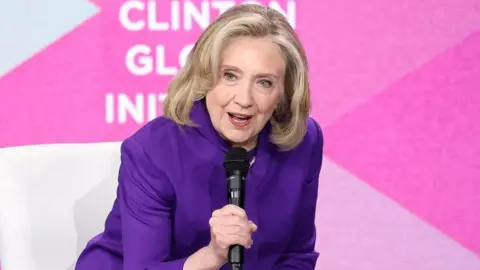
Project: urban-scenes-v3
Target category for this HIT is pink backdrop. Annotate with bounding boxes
[1,0,480,269]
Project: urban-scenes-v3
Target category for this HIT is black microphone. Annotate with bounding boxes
[223,147,250,270]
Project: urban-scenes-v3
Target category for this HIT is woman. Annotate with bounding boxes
[76,4,323,270]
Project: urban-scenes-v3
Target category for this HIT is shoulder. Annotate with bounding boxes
[117,116,198,196]
[113,117,180,200]
[119,116,189,171]
[293,117,323,187]
[291,117,323,159]
[126,116,183,147]
[303,117,324,152]
[277,117,323,177]
[301,117,324,173]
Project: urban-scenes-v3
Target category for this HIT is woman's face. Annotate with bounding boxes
[205,36,286,150]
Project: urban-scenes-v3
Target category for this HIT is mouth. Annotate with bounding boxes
[228,112,253,128]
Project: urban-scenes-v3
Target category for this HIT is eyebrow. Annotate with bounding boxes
[221,65,280,79]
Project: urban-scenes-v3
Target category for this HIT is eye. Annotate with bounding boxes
[258,79,273,88]
[223,71,237,81]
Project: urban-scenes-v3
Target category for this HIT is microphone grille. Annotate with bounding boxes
[223,147,249,175]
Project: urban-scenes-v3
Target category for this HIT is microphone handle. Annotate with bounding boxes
[228,194,244,267]
[227,172,245,269]
[228,195,243,207]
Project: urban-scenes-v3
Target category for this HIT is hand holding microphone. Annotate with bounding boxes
[221,146,251,269]
[186,147,254,270]
[208,205,257,263]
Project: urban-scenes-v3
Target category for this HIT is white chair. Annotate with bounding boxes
[0,142,121,270]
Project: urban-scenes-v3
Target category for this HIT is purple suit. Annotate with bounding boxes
[75,100,323,269]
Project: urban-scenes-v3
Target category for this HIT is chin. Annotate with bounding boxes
[225,135,250,144]
[223,131,252,145]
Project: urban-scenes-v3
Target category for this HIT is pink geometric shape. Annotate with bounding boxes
[296,0,480,126]
[324,31,480,256]
[0,12,114,147]
[0,0,187,147]
[315,158,480,270]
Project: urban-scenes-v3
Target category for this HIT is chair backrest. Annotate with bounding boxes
[0,142,121,270]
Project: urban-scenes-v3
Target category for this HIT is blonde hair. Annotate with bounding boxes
[163,4,311,151]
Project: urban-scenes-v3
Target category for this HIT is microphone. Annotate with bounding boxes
[223,147,250,270]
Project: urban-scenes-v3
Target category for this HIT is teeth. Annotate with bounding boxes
[229,113,251,122]
[232,119,246,123]
[232,116,247,122]
[230,113,247,118]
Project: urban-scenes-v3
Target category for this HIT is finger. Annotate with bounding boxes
[210,224,250,240]
[211,216,251,230]
[211,209,222,217]
[214,223,251,236]
[248,220,258,232]
[214,205,247,218]
[218,233,253,249]
[209,217,217,228]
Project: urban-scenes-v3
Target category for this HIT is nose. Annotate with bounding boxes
[234,81,254,108]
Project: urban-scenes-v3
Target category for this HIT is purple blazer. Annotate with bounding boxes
[75,100,323,270]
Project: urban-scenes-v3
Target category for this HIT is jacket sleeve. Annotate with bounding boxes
[275,120,324,269]
[119,137,187,269]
